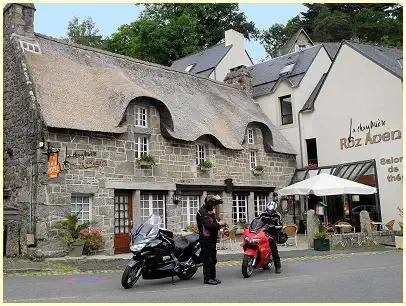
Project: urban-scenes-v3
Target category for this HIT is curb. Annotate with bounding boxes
[4,248,400,276]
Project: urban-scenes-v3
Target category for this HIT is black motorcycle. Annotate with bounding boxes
[121,215,203,289]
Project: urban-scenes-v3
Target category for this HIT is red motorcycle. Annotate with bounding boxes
[241,217,283,278]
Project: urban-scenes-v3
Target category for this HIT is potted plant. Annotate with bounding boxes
[54,213,90,257]
[137,155,156,166]
[313,222,330,251]
[200,160,213,171]
[252,165,264,176]
[395,206,403,249]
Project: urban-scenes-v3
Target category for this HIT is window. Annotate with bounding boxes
[135,107,147,127]
[249,151,257,170]
[140,193,166,228]
[180,196,200,229]
[254,194,267,217]
[135,136,149,158]
[114,194,130,234]
[71,194,91,224]
[280,95,293,125]
[279,63,295,75]
[196,144,206,165]
[306,138,318,166]
[185,64,195,72]
[247,128,254,144]
[298,45,307,51]
[232,194,248,223]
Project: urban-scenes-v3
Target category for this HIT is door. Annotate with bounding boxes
[114,191,133,254]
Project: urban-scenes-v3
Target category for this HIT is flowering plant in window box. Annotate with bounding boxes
[252,165,264,176]
[137,155,156,166]
[200,160,213,171]
[80,226,105,255]
[307,163,318,169]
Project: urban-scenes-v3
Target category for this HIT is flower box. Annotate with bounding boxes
[252,169,263,176]
[137,160,154,167]
[314,238,330,251]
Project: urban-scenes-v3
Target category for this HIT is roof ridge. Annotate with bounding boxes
[345,40,402,52]
[34,33,241,92]
[250,44,322,68]
[171,42,228,63]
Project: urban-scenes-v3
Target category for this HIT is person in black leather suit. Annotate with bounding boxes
[259,201,282,274]
[196,194,225,285]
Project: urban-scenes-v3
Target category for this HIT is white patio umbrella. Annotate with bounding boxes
[278,173,377,229]
[278,173,377,196]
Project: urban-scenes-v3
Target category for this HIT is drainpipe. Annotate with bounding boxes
[29,160,33,234]
[297,111,304,168]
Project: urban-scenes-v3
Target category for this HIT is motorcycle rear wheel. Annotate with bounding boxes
[242,255,255,278]
[121,265,142,289]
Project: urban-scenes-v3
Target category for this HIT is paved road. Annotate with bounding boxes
[4,251,402,303]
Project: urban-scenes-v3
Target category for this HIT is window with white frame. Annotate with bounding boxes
[232,194,248,223]
[140,193,166,228]
[71,194,91,224]
[180,196,200,229]
[254,194,267,217]
[196,144,206,165]
[135,136,149,158]
[247,128,254,144]
[135,107,148,127]
[249,151,257,170]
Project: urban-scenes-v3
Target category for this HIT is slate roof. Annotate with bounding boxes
[21,34,296,155]
[171,43,232,76]
[345,41,403,79]
[322,42,341,60]
[248,44,324,98]
[301,41,402,112]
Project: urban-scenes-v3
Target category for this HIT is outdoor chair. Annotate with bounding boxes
[219,227,236,250]
[385,220,396,232]
[283,224,298,247]
[370,222,378,232]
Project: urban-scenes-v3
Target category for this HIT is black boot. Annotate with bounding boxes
[274,258,281,274]
[204,279,218,285]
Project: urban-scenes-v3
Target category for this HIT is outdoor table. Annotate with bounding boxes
[334,224,353,234]
[371,222,384,231]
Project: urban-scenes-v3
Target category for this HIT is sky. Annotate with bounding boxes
[33,3,307,64]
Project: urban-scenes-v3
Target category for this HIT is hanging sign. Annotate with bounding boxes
[48,152,61,178]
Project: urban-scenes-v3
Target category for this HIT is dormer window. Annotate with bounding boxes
[247,128,254,144]
[279,63,295,76]
[185,64,195,72]
[135,107,147,127]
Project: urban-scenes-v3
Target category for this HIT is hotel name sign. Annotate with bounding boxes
[340,118,402,183]
[340,118,401,150]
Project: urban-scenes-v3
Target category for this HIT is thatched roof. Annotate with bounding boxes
[21,34,296,154]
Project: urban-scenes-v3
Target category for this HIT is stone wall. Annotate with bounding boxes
[31,98,296,256]
[3,8,47,256]
[328,231,400,248]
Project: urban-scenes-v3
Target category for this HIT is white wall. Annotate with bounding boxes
[302,44,403,223]
[215,30,253,82]
[255,46,332,167]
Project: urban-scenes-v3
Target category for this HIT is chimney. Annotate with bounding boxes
[223,65,253,97]
[3,3,36,38]
[224,29,245,51]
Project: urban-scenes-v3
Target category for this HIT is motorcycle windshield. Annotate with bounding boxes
[250,218,265,233]
[132,215,162,243]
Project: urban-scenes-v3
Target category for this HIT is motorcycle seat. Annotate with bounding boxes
[174,233,199,253]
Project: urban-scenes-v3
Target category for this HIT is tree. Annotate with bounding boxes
[140,4,259,48]
[103,4,258,65]
[260,3,402,58]
[67,17,103,47]
[103,14,201,66]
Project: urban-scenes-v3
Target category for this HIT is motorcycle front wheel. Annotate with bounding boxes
[121,264,143,289]
[242,255,255,278]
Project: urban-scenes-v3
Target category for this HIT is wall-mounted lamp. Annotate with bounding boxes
[173,190,181,204]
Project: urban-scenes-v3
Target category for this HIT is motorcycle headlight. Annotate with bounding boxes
[252,238,260,244]
[244,237,260,244]
[130,243,146,252]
